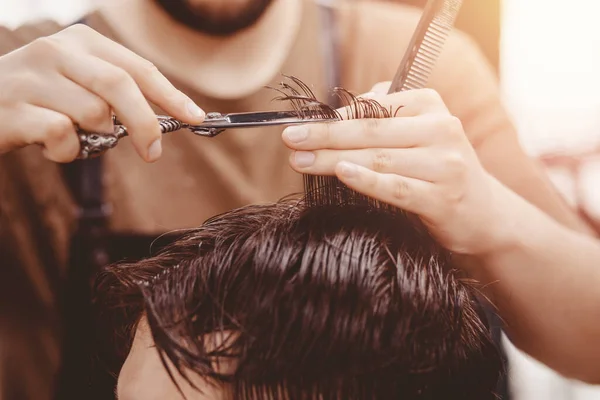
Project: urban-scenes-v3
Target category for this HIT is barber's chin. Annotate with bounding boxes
[154,0,274,36]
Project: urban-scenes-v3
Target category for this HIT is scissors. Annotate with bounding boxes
[76,110,338,159]
[77,0,462,160]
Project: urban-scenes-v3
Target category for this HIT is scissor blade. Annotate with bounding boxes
[193,110,337,130]
[227,110,312,124]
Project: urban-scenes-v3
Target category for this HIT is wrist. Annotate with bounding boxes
[471,175,538,258]
[455,176,535,282]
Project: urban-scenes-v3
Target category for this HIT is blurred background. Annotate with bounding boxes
[1,0,600,398]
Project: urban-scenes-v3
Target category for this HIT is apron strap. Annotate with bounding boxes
[56,17,112,400]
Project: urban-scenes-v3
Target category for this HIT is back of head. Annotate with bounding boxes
[97,200,502,399]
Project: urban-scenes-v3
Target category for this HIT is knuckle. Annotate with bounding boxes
[45,116,73,141]
[443,151,468,176]
[392,178,411,201]
[81,101,110,125]
[29,37,63,57]
[65,23,94,35]
[54,24,96,48]
[139,60,160,78]
[98,67,131,91]
[429,116,446,135]
[445,185,466,204]
[445,115,464,136]
[418,88,442,103]
[429,115,462,139]
[59,23,97,42]
[371,149,393,172]
[367,175,379,192]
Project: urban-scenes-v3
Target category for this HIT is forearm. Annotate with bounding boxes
[474,122,596,236]
[463,178,600,383]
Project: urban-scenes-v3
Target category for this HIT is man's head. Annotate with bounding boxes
[97,200,503,399]
[153,0,274,36]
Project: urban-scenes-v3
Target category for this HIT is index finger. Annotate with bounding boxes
[60,24,205,124]
[282,115,452,151]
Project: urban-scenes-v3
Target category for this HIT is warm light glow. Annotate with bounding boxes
[501,3,600,399]
[501,0,600,155]
[0,0,93,28]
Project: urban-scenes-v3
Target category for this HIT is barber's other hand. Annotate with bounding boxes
[282,83,511,256]
[0,24,205,162]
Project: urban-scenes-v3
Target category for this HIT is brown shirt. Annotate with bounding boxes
[0,0,588,398]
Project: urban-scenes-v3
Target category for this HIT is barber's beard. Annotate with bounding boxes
[153,0,275,36]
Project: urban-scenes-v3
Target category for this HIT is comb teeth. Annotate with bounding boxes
[403,20,450,90]
[389,0,464,93]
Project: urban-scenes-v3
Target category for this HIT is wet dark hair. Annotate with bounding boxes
[94,76,503,398]
[96,200,503,399]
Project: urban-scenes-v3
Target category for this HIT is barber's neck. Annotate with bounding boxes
[99,0,302,99]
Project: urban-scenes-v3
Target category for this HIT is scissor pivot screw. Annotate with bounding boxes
[206,112,223,119]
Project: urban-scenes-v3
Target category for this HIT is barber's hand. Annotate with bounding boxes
[0,24,205,162]
[282,83,511,255]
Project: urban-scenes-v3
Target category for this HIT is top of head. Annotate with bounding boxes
[98,200,502,399]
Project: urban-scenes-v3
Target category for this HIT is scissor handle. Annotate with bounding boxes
[76,117,126,159]
[74,111,313,159]
[76,115,190,159]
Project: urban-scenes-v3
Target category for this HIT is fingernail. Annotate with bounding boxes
[359,91,377,99]
[284,126,308,143]
[338,161,358,178]
[147,139,162,161]
[294,151,315,168]
[187,100,205,120]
